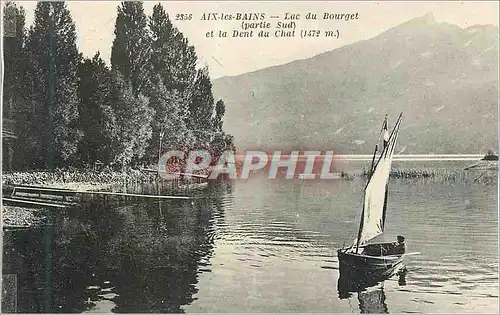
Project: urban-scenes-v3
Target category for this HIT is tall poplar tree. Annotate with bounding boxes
[148,4,196,92]
[111,1,151,96]
[210,99,236,159]
[173,33,197,92]
[187,66,216,147]
[3,1,25,118]
[148,78,194,157]
[109,72,153,167]
[24,2,82,168]
[77,52,116,165]
[110,1,155,166]
[213,99,225,132]
[147,3,197,158]
[148,4,177,90]
[3,2,26,169]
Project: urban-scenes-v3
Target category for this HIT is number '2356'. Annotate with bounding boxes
[176,14,192,21]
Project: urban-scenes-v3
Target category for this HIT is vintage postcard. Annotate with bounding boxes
[1,0,498,313]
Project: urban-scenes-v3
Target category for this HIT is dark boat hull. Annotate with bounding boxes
[337,240,406,293]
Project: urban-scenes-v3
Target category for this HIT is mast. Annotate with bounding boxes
[382,114,389,150]
[355,206,365,253]
[369,145,378,177]
[380,114,390,229]
[381,183,388,230]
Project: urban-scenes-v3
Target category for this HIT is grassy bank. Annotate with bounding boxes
[2,168,162,192]
[2,206,47,229]
[1,167,211,228]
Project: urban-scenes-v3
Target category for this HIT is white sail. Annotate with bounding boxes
[356,114,402,247]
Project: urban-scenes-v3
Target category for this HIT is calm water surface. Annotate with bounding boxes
[3,164,498,313]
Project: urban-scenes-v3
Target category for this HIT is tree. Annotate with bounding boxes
[209,99,235,159]
[147,4,200,158]
[148,4,176,90]
[187,66,216,147]
[111,1,151,96]
[148,3,197,92]
[148,77,194,160]
[109,72,154,167]
[77,52,116,165]
[110,2,157,167]
[174,34,197,91]
[213,99,225,132]
[3,2,26,170]
[23,2,82,168]
[3,1,25,118]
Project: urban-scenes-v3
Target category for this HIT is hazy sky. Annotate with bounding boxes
[17,1,499,79]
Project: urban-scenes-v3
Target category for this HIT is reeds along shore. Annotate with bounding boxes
[356,168,497,185]
[2,168,157,188]
[2,166,496,189]
[2,165,212,191]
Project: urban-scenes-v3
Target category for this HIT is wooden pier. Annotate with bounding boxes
[11,186,195,199]
[3,185,198,211]
[3,197,68,209]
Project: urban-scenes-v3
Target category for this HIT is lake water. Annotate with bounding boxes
[2,162,498,313]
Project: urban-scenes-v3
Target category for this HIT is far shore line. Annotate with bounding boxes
[230,153,487,162]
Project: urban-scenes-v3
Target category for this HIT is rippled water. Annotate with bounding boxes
[2,165,498,313]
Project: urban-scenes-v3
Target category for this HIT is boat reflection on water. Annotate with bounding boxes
[337,265,407,313]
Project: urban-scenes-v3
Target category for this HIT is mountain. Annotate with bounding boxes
[212,14,498,154]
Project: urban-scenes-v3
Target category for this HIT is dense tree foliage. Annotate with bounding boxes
[22,2,82,168]
[3,1,25,118]
[77,52,116,165]
[109,72,153,167]
[3,1,234,171]
[148,77,194,157]
[3,1,26,170]
[110,1,151,97]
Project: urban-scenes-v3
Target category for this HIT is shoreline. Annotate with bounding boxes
[2,165,496,228]
[2,164,496,191]
[1,168,202,229]
[2,168,159,190]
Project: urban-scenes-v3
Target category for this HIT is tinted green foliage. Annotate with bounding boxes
[3,1,234,170]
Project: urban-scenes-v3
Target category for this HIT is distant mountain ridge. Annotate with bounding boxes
[212,14,498,154]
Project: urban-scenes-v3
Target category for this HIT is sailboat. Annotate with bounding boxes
[337,113,405,285]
